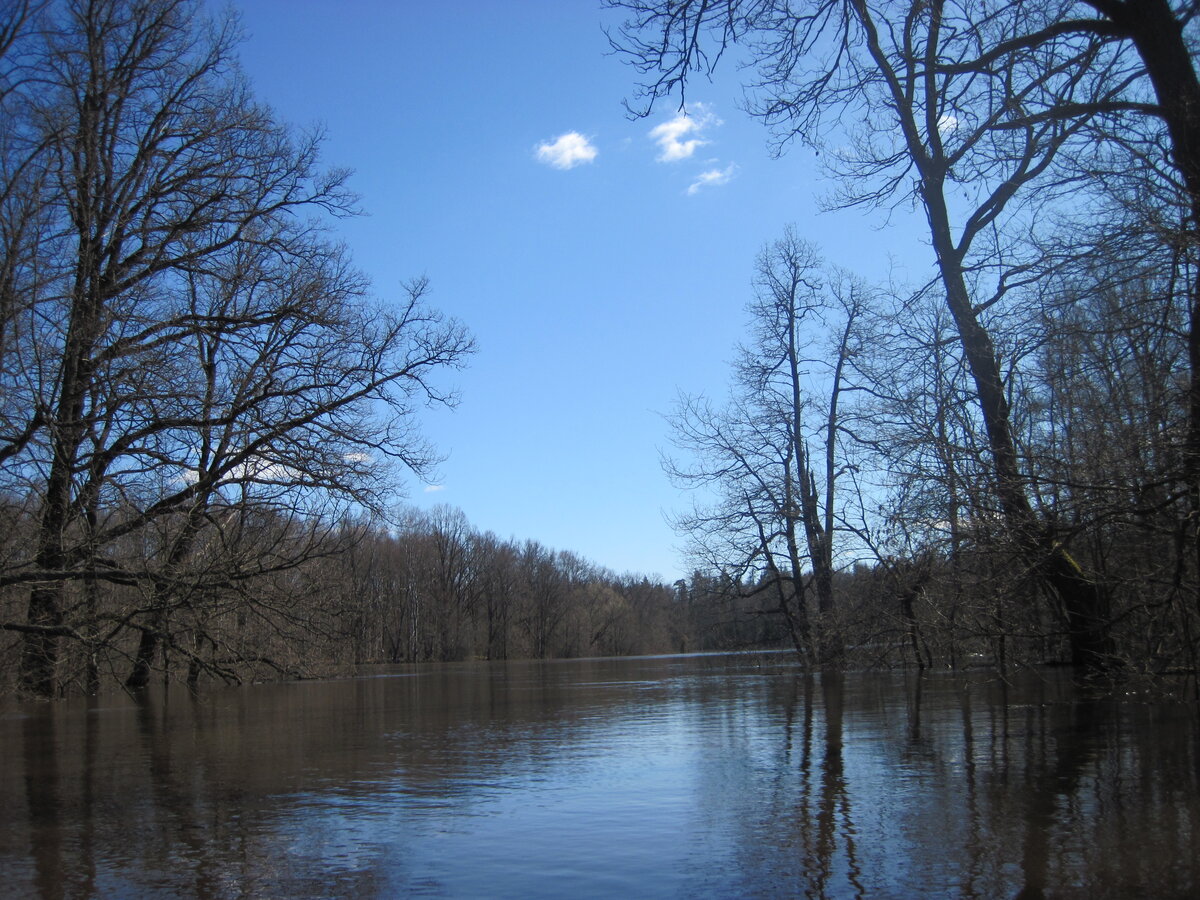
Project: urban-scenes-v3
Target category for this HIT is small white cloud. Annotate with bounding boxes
[424,484,445,493]
[937,113,960,135]
[687,162,738,195]
[535,132,598,169]
[650,104,720,162]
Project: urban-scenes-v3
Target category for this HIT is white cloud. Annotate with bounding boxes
[424,484,445,493]
[687,162,738,195]
[177,457,298,486]
[535,132,598,169]
[937,113,960,135]
[650,104,720,162]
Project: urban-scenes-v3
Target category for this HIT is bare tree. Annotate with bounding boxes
[665,230,866,666]
[0,0,473,694]
[609,0,1143,668]
[512,541,582,659]
[472,530,519,660]
[1067,2,1200,515]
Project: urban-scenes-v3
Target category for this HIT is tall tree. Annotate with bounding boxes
[610,0,1139,667]
[665,230,864,665]
[1071,1,1200,616]
[0,0,473,694]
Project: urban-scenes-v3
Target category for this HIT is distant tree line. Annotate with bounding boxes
[1,495,719,690]
[323,506,704,666]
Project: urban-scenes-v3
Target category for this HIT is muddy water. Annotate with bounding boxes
[1,654,1197,898]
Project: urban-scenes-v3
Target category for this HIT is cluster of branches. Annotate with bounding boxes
[0,0,473,696]
[622,0,1200,678]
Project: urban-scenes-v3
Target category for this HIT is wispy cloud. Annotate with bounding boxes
[424,484,445,493]
[535,132,598,169]
[650,104,720,163]
[687,162,738,195]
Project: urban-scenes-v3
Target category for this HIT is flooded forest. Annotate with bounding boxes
[4,0,1200,698]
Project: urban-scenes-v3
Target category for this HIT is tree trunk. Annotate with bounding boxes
[125,626,160,690]
[126,507,207,688]
[923,176,1114,670]
[20,288,99,695]
[1089,0,1200,621]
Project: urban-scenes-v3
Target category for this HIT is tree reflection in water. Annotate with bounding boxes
[0,657,1197,898]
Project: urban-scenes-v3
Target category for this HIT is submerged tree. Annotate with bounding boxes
[609,0,1180,669]
[0,0,473,695]
[666,230,866,666]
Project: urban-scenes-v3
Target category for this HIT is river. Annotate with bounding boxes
[1,653,1197,898]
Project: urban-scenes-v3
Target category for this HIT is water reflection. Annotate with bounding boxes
[1,656,1198,898]
[22,704,62,900]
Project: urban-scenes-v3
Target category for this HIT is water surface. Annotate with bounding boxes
[1,654,1197,898]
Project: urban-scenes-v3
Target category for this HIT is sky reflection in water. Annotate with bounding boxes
[1,654,1198,898]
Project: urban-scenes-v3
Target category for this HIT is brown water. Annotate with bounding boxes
[0,653,1197,899]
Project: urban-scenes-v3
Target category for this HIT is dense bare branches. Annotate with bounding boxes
[664,230,869,666]
[0,0,473,695]
[611,0,1200,671]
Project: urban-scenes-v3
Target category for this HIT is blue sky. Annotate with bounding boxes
[222,0,923,582]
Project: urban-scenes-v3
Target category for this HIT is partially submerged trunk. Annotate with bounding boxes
[924,181,1114,670]
[126,505,209,689]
